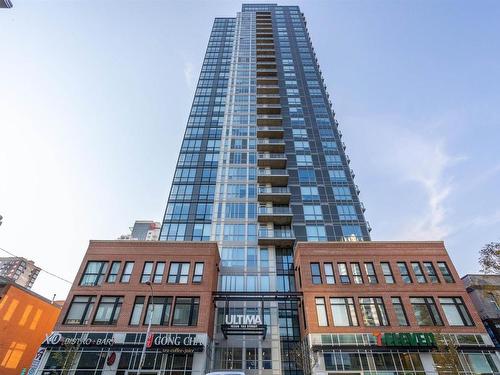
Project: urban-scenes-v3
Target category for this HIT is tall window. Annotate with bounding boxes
[153,262,165,284]
[80,261,108,286]
[392,297,409,326]
[303,205,323,221]
[168,262,190,284]
[93,296,123,325]
[141,262,154,283]
[411,297,443,326]
[364,263,378,284]
[423,262,440,283]
[351,263,363,284]
[437,262,455,283]
[120,262,134,283]
[330,297,358,326]
[411,262,427,283]
[315,297,328,326]
[341,225,363,241]
[397,262,412,284]
[439,297,474,326]
[310,263,322,284]
[306,225,327,241]
[145,296,173,325]
[338,263,350,284]
[324,263,335,284]
[64,296,95,325]
[172,297,200,326]
[106,261,121,283]
[129,296,144,326]
[359,297,389,326]
[381,262,394,284]
[193,263,204,283]
[300,186,319,201]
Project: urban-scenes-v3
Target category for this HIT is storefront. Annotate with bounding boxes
[32,331,208,375]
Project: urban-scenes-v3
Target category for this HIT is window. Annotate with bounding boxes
[120,262,134,283]
[310,263,322,284]
[359,297,389,326]
[193,263,204,283]
[144,296,173,325]
[338,263,350,284]
[397,262,412,284]
[330,297,358,326]
[141,262,154,283]
[392,297,409,326]
[381,262,394,284]
[303,205,323,221]
[153,262,165,284]
[262,348,272,369]
[80,261,108,286]
[296,154,313,166]
[342,225,363,241]
[439,297,474,326]
[301,186,319,201]
[93,296,123,325]
[64,296,95,325]
[364,263,378,284]
[411,262,427,283]
[298,168,316,183]
[129,296,144,325]
[437,262,455,283]
[351,263,363,284]
[423,262,440,283]
[324,263,335,284]
[411,297,443,326]
[315,297,328,326]
[337,205,357,220]
[306,225,327,241]
[106,261,120,283]
[172,297,200,326]
[333,186,352,200]
[168,262,190,284]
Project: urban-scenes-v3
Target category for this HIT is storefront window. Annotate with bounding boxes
[246,347,258,369]
[262,348,272,369]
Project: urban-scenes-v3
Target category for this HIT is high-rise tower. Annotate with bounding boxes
[160,3,370,373]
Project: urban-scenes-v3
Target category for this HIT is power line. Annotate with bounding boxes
[0,246,73,285]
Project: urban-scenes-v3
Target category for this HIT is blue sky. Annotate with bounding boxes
[0,0,499,299]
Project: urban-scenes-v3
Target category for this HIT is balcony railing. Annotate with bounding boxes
[258,206,292,215]
[258,153,286,160]
[258,168,288,176]
[258,229,295,239]
[257,139,285,146]
[258,186,290,194]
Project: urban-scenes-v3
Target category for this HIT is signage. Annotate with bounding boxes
[42,332,114,347]
[146,333,204,353]
[107,352,116,366]
[27,348,45,375]
[221,314,267,339]
[374,332,436,347]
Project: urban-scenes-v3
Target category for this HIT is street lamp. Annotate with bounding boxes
[137,280,155,375]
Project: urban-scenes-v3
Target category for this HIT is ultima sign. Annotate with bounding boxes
[225,314,263,327]
[374,332,436,347]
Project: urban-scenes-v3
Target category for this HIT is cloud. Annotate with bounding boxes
[183,61,196,89]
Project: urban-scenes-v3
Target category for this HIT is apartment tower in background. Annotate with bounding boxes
[160,3,369,373]
[0,257,41,289]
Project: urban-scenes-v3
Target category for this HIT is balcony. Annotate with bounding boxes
[257,95,280,105]
[256,49,275,56]
[257,186,291,204]
[257,104,281,115]
[257,153,287,168]
[257,56,276,63]
[257,168,288,185]
[256,70,277,78]
[258,228,295,247]
[258,206,293,225]
[257,86,279,95]
[256,126,284,139]
[257,138,285,153]
[257,114,282,127]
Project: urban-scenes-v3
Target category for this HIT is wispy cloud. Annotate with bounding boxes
[183,61,196,90]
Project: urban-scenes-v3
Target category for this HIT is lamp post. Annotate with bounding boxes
[137,280,155,375]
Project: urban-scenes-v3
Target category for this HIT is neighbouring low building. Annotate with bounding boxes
[294,241,500,375]
[463,274,500,347]
[0,276,61,375]
[118,220,161,241]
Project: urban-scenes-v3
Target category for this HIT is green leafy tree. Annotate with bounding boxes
[50,344,79,375]
[479,242,500,274]
[432,334,463,375]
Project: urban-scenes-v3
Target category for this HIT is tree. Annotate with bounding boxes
[432,334,463,375]
[479,242,500,274]
[289,338,317,375]
[49,344,79,375]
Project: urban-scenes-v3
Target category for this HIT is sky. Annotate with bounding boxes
[0,0,499,301]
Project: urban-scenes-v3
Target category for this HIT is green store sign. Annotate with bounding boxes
[375,332,436,347]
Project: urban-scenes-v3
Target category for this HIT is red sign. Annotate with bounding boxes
[146,333,154,348]
[107,352,116,366]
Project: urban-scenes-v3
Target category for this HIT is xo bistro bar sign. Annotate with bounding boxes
[146,333,204,354]
[374,332,436,347]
